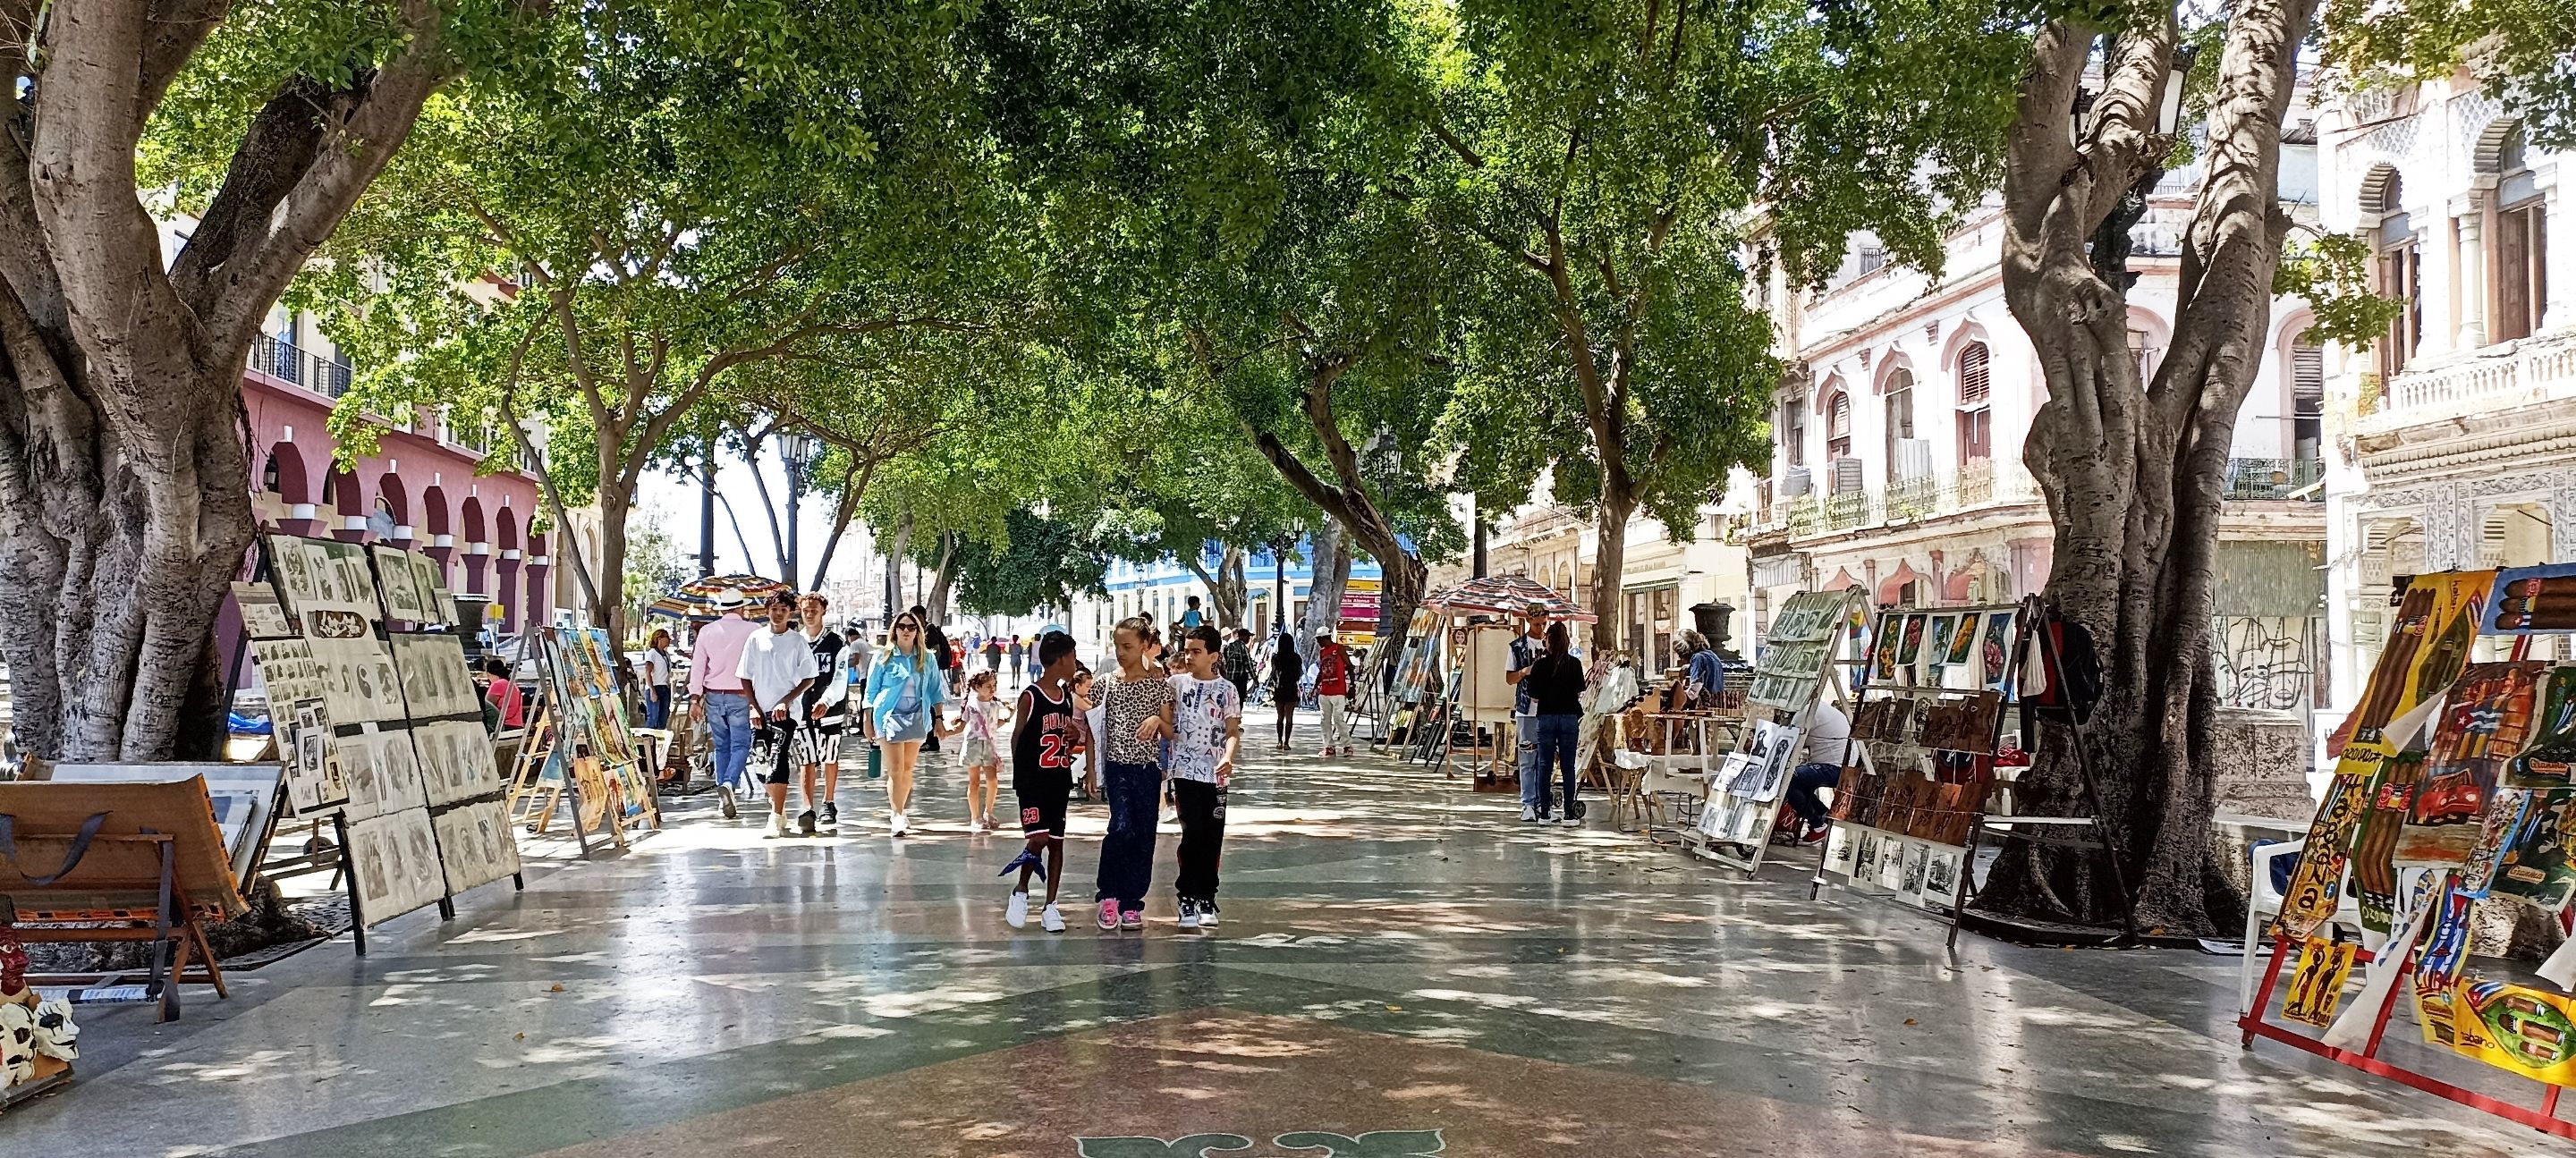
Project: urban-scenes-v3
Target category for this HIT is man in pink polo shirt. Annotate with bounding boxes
[689,589,762,819]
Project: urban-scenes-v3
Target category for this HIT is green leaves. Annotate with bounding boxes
[2275,231,2408,348]
[2320,0,2576,148]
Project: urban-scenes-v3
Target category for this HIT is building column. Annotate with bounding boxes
[284,503,326,540]
[426,536,454,587]
[496,548,523,632]
[333,511,369,544]
[2453,196,2488,351]
[390,523,417,552]
[526,554,553,630]
[2545,172,2572,332]
[463,541,491,596]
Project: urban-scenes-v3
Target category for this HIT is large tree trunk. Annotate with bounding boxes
[807,461,870,591]
[1296,520,1352,664]
[1216,543,1248,629]
[1977,0,2311,935]
[0,360,256,763]
[925,532,961,626]
[0,4,464,763]
[1588,493,1637,658]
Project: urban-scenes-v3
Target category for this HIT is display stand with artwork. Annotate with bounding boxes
[2239,565,2576,1142]
[1809,602,2019,912]
[0,778,250,1021]
[508,625,657,849]
[236,534,525,942]
[1689,587,1867,875]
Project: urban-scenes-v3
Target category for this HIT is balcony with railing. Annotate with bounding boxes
[1758,458,2044,541]
[2222,456,2324,501]
[2363,330,2576,431]
[248,334,354,399]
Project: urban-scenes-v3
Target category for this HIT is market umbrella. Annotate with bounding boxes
[645,574,791,622]
[1425,574,1597,621]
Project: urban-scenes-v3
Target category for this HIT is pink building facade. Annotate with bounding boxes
[240,336,549,632]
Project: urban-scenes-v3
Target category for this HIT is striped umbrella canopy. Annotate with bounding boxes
[646,574,792,622]
[1425,575,1597,621]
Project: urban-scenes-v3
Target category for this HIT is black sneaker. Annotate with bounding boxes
[820,801,838,826]
[1178,899,1202,929]
[798,809,818,836]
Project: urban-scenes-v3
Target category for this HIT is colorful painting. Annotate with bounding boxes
[2472,789,2576,910]
[1872,613,1902,683]
[2452,979,2576,1086]
[2394,662,2547,867]
[2411,875,2478,1047]
[1979,611,2015,691]
[2483,563,2576,635]
[1895,614,1927,669]
[2281,938,2360,1027]
[2276,573,2492,940]
[2347,750,2425,932]
[2507,665,2576,790]
[1943,613,1979,667]
[1926,615,1959,676]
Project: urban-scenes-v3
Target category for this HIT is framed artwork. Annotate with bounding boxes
[272,538,319,616]
[1895,614,1928,670]
[434,799,522,895]
[1927,615,1958,675]
[349,808,445,926]
[1922,847,1963,909]
[1825,824,1853,877]
[1979,612,2015,691]
[373,546,424,621]
[1899,839,1931,900]
[232,581,296,639]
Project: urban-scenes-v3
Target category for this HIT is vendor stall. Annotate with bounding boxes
[2239,565,2576,1141]
[1685,587,1868,875]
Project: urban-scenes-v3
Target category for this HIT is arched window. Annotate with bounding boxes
[1956,342,1992,462]
[1883,368,1918,480]
[2364,164,2422,375]
[2484,121,2547,342]
[1825,391,1852,460]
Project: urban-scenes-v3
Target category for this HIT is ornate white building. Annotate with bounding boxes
[1745,161,2333,715]
[2320,80,2572,717]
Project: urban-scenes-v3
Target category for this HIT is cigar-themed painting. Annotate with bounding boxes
[2484,563,2576,635]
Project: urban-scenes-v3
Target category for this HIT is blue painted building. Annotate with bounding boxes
[1073,539,1385,654]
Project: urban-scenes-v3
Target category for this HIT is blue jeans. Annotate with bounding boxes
[1516,714,1542,810]
[1095,760,1164,911]
[644,687,671,731]
[706,692,753,790]
[1530,713,1580,816]
[1785,761,1843,828]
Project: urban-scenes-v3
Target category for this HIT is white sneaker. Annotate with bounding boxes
[1197,904,1218,929]
[1177,899,1201,930]
[1520,805,1538,823]
[1039,903,1066,933]
[891,811,909,837]
[763,813,788,839]
[1005,891,1030,929]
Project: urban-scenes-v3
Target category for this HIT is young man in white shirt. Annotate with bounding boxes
[737,592,817,838]
[1167,625,1241,929]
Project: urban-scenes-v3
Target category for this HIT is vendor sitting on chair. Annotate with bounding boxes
[1782,697,1852,845]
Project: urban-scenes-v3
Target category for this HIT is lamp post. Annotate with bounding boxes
[778,429,817,589]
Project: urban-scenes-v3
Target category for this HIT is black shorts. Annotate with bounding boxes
[1014,772,1072,837]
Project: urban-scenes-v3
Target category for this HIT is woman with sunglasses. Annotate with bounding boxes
[866,612,951,836]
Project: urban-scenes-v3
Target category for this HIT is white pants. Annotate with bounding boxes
[1318,694,1350,748]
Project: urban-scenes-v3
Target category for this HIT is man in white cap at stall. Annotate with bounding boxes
[689,587,763,818]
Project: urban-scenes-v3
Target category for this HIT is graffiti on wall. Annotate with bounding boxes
[2213,615,2326,713]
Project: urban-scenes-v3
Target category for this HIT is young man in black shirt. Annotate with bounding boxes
[1002,631,1089,933]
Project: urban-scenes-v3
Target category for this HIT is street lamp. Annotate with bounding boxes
[778,429,817,589]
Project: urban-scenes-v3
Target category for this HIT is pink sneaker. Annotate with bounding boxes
[1120,909,1144,929]
[1097,899,1119,930]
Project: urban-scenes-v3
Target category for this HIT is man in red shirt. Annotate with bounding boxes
[1314,630,1352,757]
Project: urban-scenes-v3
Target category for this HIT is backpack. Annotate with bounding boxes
[2019,608,2102,723]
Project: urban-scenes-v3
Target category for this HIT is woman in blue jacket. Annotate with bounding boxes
[868,610,951,837]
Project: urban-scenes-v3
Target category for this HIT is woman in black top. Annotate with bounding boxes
[1269,631,1303,751]
[1525,622,1589,825]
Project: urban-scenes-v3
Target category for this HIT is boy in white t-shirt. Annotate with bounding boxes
[1167,624,1242,930]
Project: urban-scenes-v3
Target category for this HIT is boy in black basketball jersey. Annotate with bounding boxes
[1002,631,1089,932]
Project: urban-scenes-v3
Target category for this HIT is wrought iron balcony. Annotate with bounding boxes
[2222,456,2323,501]
[248,334,355,398]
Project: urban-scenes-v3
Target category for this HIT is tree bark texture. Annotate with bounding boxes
[1980,0,2312,934]
[0,2,461,762]
[1241,359,1430,662]
[926,531,961,626]
[1177,543,1250,630]
[1296,520,1352,664]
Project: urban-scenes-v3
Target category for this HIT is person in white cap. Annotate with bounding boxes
[689,587,763,818]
